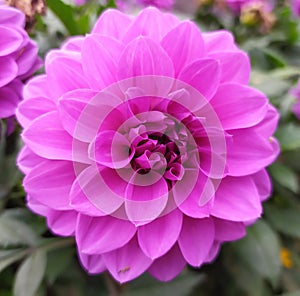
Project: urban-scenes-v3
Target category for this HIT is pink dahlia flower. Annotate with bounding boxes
[226,0,273,14]
[0,5,41,121]
[17,7,279,283]
[292,0,300,17]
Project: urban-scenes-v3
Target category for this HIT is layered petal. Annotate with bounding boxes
[178,216,214,266]
[102,236,152,283]
[138,209,182,259]
[76,215,136,254]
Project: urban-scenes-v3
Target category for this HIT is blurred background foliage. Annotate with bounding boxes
[1,0,300,295]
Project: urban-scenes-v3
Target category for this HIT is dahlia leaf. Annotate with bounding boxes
[265,204,300,238]
[13,250,46,296]
[269,162,299,194]
[0,216,37,247]
[276,123,300,151]
[231,220,281,286]
[0,249,27,274]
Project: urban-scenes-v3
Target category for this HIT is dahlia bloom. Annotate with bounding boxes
[226,0,273,14]
[292,0,300,17]
[17,7,279,283]
[0,5,41,122]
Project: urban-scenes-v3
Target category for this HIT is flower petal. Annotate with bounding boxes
[78,251,106,274]
[209,83,269,130]
[0,56,18,87]
[214,217,246,241]
[208,51,250,84]
[118,36,174,80]
[22,111,90,163]
[122,7,179,43]
[251,169,271,201]
[102,236,152,283]
[0,25,23,56]
[211,176,262,221]
[82,35,124,90]
[161,21,205,76]
[17,97,56,128]
[138,209,182,259]
[92,9,132,39]
[178,58,221,100]
[23,160,75,210]
[47,210,78,236]
[17,146,44,174]
[148,244,186,281]
[203,31,238,52]
[178,216,214,266]
[76,214,136,254]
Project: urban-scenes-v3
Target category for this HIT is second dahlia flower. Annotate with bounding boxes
[17,7,279,283]
[0,5,41,122]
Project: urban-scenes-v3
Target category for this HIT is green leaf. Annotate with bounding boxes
[276,123,300,151]
[46,0,79,35]
[0,249,27,273]
[13,251,47,296]
[45,247,75,284]
[0,216,38,247]
[265,204,300,238]
[269,163,299,194]
[231,220,281,286]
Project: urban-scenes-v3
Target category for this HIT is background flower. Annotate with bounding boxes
[0,5,41,125]
[17,7,279,283]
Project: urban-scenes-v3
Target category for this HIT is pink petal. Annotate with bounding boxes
[0,85,20,118]
[204,241,220,263]
[0,56,18,87]
[226,126,279,176]
[92,9,132,39]
[0,25,23,56]
[82,35,124,90]
[148,244,186,281]
[89,130,132,169]
[23,160,75,210]
[203,31,238,52]
[118,36,174,80]
[122,7,179,43]
[17,146,44,174]
[61,36,84,52]
[138,209,182,259]
[178,216,214,266]
[26,195,49,216]
[251,169,271,201]
[16,97,56,128]
[209,83,269,130]
[161,21,205,76]
[125,172,169,225]
[214,217,246,241]
[78,251,106,274]
[47,210,77,236]
[208,51,250,84]
[23,75,51,100]
[70,165,124,215]
[102,236,152,283]
[0,6,25,26]
[76,214,136,254]
[211,176,262,221]
[22,111,89,163]
[178,58,221,100]
[45,51,89,99]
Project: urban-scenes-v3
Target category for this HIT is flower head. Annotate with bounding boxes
[0,5,41,122]
[17,7,279,283]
